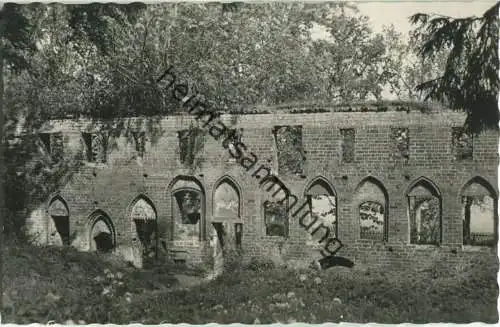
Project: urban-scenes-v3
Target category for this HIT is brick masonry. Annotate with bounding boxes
[25,108,499,272]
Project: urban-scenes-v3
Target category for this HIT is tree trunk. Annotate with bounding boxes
[463,196,472,245]
[0,8,5,311]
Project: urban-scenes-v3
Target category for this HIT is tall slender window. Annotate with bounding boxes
[407,178,442,245]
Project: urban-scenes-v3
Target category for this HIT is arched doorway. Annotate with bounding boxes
[213,176,242,251]
[48,196,70,246]
[207,176,243,279]
[406,177,442,245]
[88,211,116,253]
[130,196,158,265]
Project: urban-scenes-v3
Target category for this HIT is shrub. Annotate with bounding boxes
[246,257,276,272]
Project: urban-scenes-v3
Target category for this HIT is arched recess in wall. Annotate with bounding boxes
[213,176,241,221]
[88,210,116,253]
[213,176,243,249]
[406,177,442,245]
[460,176,498,246]
[260,176,290,237]
[354,177,388,241]
[169,176,205,242]
[129,195,158,259]
[48,195,70,245]
[304,177,337,241]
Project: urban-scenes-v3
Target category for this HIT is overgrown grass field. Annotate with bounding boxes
[3,242,498,324]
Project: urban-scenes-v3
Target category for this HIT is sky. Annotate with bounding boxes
[309,1,496,99]
[310,1,495,40]
[356,1,495,34]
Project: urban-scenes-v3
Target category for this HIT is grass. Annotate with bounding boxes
[3,241,498,324]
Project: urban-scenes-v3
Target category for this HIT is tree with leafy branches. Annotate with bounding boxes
[1,2,415,239]
[1,3,145,238]
[410,3,499,133]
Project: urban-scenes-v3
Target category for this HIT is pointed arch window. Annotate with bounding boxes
[355,178,388,241]
[130,197,158,258]
[461,178,497,246]
[305,178,337,242]
[48,196,70,245]
[213,177,243,249]
[88,211,115,253]
[213,178,241,222]
[407,178,442,245]
[170,177,205,241]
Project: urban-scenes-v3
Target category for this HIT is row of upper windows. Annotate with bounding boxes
[38,126,475,165]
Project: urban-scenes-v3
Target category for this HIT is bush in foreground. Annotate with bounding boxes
[3,242,498,324]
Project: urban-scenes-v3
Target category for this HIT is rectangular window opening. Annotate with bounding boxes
[452,127,473,161]
[340,128,355,163]
[264,200,289,237]
[178,128,204,167]
[392,128,409,162]
[51,133,64,162]
[132,131,146,158]
[82,132,107,163]
[39,133,51,154]
[273,125,304,174]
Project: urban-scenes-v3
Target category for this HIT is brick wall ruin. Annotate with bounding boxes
[24,107,499,272]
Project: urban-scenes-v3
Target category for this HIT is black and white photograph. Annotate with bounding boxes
[1,1,498,324]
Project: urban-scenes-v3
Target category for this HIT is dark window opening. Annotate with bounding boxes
[39,133,51,154]
[264,201,288,237]
[82,133,92,161]
[235,223,243,249]
[211,222,242,251]
[212,222,226,248]
[178,128,204,167]
[223,129,243,161]
[39,133,64,162]
[51,215,70,245]
[94,232,114,253]
[340,128,355,163]
[51,133,64,162]
[134,220,157,258]
[174,189,202,225]
[132,131,146,158]
[82,132,108,163]
[224,128,242,146]
[452,127,473,161]
[272,125,304,174]
[392,128,409,162]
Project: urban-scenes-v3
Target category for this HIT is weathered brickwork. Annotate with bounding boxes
[26,108,499,272]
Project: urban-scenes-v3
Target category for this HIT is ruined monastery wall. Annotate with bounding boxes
[26,109,499,272]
